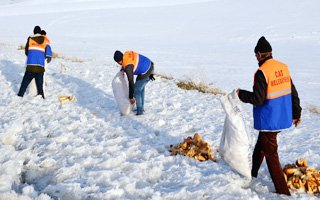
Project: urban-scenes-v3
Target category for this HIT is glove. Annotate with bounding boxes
[46,57,52,63]
[149,74,155,81]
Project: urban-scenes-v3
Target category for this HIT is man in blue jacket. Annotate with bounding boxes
[114,50,154,115]
[18,26,52,99]
[237,36,301,195]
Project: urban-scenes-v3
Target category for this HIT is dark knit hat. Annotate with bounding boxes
[254,36,272,53]
[114,50,123,62]
[41,30,47,35]
[33,26,41,34]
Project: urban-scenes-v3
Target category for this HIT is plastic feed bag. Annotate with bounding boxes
[220,90,252,178]
[112,71,131,115]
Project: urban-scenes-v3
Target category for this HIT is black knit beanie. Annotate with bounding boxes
[33,26,41,35]
[254,36,272,53]
[114,50,123,62]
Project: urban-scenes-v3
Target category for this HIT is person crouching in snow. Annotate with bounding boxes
[113,50,155,115]
[18,25,52,99]
[237,36,302,196]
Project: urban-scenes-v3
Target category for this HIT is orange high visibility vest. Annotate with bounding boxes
[259,59,291,99]
[44,36,51,45]
[122,51,139,72]
[28,37,47,52]
[253,59,292,131]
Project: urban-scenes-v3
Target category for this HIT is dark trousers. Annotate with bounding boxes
[251,131,290,196]
[18,71,44,98]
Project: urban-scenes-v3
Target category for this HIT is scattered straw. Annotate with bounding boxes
[176,80,226,95]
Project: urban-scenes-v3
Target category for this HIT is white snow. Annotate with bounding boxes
[0,0,320,199]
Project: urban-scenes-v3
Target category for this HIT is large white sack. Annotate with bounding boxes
[28,74,46,96]
[112,71,131,115]
[27,79,38,96]
[27,62,46,97]
[220,90,252,178]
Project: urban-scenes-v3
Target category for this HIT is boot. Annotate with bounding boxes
[136,107,143,115]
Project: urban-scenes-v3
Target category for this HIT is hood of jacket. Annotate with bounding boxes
[30,34,45,44]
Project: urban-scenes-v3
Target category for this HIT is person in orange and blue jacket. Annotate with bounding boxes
[114,50,155,115]
[41,29,51,45]
[237,36,302,196]
[18,26,52,99]
[41,29,50,93]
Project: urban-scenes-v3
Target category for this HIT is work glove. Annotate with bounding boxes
[149,74,155,81]
[46,57,52,63]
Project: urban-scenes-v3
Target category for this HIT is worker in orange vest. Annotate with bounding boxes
[18,26,52,98]
[41,30,51,45]
[114,50,155,115]
[237,36,301,195]
[28,29,52,96]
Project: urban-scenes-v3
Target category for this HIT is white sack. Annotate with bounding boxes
[28,79,38,96]
[112,71,131,115]
[220,90,252,178]
[27,61,46,97]
[28,75,46,96]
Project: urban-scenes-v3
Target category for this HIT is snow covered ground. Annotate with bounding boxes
[0,0,320,199]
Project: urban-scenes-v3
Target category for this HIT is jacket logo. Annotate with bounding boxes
[275,70,283,78]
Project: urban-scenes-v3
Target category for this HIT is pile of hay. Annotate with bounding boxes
[169,133,215,162]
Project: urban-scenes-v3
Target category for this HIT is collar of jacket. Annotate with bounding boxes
[258,55,273,67]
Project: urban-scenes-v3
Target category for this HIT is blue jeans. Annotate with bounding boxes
[134,76,150,112]
[18,71,44,98]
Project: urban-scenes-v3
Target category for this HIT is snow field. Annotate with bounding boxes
[0,0,320,199]
[1,41,320,199]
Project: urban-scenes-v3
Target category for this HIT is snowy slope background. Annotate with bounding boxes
[0,0,320,199]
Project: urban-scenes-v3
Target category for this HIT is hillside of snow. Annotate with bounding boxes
[1,0,320,199]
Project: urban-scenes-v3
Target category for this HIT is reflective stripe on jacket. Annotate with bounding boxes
[253,59,292,131]
[122,51,151,75]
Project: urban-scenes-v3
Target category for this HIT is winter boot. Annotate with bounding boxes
[136,107,143,115]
